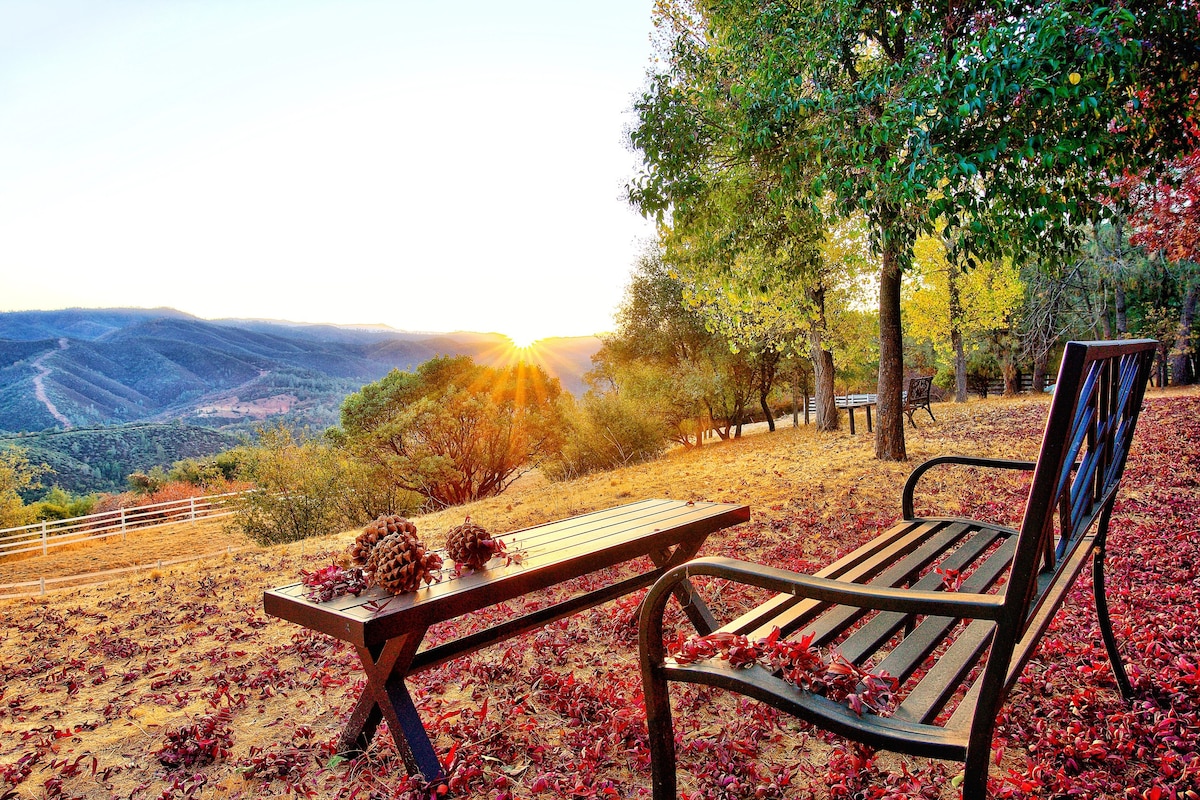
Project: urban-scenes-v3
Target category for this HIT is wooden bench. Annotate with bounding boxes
[639,339,1156,799]
[264,498,748,781]
[903,375,936,427]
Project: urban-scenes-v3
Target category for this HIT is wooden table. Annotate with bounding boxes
[836,394,877,434]
[263,498,750,780]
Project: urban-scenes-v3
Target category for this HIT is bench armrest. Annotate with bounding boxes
[902,456,1036,520]
[639,555,1005,663]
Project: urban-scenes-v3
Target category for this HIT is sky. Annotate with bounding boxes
[0,1,661,345]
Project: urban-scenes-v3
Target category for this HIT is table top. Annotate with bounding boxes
[264,498,749,648]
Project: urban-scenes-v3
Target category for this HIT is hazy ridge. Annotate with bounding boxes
[0,309,601,494]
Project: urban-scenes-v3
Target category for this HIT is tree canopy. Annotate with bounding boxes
[339,356,567,509]
[630,0,1199,458]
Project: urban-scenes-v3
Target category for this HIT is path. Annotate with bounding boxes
[31,337,72,429]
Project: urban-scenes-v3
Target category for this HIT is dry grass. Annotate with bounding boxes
[1,388,1194,799]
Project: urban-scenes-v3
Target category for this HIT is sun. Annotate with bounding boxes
[506,331,543,350]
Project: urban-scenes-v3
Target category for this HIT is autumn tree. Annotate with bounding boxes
[339,356,567,509]
[903,235,1024,401]
[0,446,46,529]
[631,0,1198,461]
[594,246,762,444]
[1124,146,1200,384]
[627,10,853,433]
[232,423,350,545]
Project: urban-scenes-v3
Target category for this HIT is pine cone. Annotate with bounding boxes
[365,531,443,595]
[446,518,505,571]
[351,515,418,566]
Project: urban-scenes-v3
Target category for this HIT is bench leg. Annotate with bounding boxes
[847,407,856,435]
[1093,545,1134,700]
[341,633,445,781]
[865,405,873,433]
[643,661,679,800]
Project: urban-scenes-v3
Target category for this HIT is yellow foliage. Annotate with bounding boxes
[902,232,1024,360]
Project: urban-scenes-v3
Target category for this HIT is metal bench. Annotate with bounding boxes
[639,339,1156,798]
[903,375,936,427]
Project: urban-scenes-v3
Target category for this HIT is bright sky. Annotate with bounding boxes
[0,1,659,345]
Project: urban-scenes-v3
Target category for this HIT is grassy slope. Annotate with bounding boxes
[1,390,1197,799]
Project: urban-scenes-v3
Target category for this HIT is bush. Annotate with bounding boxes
[27,487,97,521]
[543,394,666,481]
[231,424,350,546]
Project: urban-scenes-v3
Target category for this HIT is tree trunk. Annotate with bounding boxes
[807,286,838,432]
[952,329,967,403]
[1115,282,1129,336]
[948,262,968,402]
[1031,351,1049,393]
[760,393,775,431]
[1096,278,1114,339]
[791,369,800,428]
[875,226,907,461]
[759,355,777,431]
[1170,280,1197,385]
[810,337,837,432]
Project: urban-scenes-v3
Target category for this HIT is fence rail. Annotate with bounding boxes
[0,491,244,559]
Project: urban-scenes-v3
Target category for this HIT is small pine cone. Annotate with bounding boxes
[446,518,504,571]
[365,531,443,595]
[351,515,418,565]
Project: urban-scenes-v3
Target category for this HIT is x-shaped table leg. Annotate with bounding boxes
[339,630,444,781]
[650,536,718,635]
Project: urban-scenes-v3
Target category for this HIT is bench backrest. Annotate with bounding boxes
[905,375,932,406]
[1005,339,1156,630]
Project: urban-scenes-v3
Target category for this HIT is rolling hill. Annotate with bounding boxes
[0,309,602,435]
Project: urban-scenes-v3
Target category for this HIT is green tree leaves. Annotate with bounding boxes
[339,356,567,509]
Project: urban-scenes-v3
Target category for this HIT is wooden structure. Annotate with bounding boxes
[639,340,1156,799]
[903,375,936,427]
[264,498,748,781]
[836,394,877,434]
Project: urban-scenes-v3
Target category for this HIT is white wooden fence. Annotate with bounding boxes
[0,491,244,560]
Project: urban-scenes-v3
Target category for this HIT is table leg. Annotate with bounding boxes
[340,632,444,781]
[650,537,719,635]
[847,407,857,435]
[865,405,873,433]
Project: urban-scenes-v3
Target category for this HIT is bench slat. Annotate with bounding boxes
[837,527,1009,666]
[797,522,976,649]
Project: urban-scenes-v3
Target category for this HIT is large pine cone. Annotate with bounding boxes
[365,531,443,595]
[351,515,418,566]
[446,518,505,571]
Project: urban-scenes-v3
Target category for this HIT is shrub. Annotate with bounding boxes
[27,487,97,521]
[544,394,666,481]
[231,424,350,546]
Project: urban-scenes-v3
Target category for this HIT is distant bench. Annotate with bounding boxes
[639,339,1157,799]
[265,498,749,781]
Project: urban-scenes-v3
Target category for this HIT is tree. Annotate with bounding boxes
[595,246,767,444]
[340,356,567,509]
[545,393,667,480]
[0,446,46,529]
[903,236,1024,401]
[632,0,1199,459]
[232,424,350,546]
[627,13,853,433]
[1124,146,1200,384]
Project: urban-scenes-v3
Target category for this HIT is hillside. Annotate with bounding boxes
[1,423,241,496]
[1,391,1197,799]
[0,309,601,434]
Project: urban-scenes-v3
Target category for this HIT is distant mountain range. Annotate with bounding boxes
[0,308,603,435]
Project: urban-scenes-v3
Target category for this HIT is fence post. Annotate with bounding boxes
[42,521,48,556]
[121,507,127,542]
[189,497,196,522]
[39,577,45,596]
